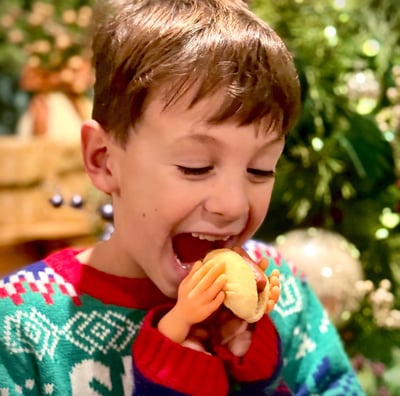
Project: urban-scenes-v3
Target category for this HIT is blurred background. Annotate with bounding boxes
[0,0,399,393]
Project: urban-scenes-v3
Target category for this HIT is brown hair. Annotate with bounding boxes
[91,0,301,146]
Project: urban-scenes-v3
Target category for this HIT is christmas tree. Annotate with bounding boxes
[250,0,400,393]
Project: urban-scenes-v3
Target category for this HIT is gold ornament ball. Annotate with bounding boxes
[275,228,364,327]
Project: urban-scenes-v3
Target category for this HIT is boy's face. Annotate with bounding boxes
[83,88,284,298]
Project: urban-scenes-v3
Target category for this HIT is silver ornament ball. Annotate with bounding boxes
[275,228,364,327]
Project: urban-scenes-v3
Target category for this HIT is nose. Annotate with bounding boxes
[204,177,250,222]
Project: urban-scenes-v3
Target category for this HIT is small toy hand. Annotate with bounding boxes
[258,258,280,313]
[158,259,226,343]
[176,259,227,323]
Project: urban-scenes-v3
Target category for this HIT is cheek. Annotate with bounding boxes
[168,178,207,204]
[251,185,275,224]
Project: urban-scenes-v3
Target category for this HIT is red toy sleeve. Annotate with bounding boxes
[213,314,281,382]
[133,305,229,396]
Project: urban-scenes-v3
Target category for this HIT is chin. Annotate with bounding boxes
[160,283,179,299]
[156,269,180,299]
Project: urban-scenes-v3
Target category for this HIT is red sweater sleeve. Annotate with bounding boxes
[213,314,281,383]
[132,305,229,396]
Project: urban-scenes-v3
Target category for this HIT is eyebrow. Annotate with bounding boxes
[175,132,221,146]
[174,125,284,149]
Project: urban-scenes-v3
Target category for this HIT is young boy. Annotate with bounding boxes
[0,0,365,394]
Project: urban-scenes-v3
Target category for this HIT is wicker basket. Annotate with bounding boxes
[0,137,46,186]
[0,137,97,246]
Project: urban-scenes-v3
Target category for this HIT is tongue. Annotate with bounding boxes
[173,233,222,263]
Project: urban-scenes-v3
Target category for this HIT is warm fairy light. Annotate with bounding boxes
[311,137,324,151]
[362,38,380,57]
[333,0,347,9]
[324,25,338,46]
[375,228,389,240]
[380,208,400,229]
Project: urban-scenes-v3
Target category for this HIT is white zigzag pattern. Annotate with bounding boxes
[63,310,140,355]
[4,309,60,361]
[3,308,139,361]
[273,274,303,318]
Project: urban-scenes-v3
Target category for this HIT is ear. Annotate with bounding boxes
[81,119,118,194]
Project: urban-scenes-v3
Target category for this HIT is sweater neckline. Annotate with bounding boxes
[45,248,174,310]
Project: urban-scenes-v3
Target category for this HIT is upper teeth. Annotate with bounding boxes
[191,233,229,241]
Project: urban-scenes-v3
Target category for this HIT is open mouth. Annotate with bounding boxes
[172,233,230,269]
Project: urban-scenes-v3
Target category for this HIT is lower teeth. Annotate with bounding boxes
[176,256,191,270]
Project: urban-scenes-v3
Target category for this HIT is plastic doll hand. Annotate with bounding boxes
[158,260,227,344]
[266,269,280,313]
[258,258,280,313]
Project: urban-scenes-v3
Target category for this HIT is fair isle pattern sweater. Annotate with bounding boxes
[0,240,365,395]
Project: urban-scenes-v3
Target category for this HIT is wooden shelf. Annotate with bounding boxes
[0,220,94,247]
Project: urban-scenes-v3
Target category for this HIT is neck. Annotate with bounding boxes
[78,238,147,278]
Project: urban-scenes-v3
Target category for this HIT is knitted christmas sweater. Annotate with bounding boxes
[0,240,364,395]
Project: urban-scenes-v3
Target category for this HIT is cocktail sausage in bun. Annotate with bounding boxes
[202,247,270,323]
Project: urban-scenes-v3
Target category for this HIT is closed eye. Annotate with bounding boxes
[247,168,275,178]
[177,166,213,176]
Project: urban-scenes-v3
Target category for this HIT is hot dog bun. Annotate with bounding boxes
[203,248,269,323]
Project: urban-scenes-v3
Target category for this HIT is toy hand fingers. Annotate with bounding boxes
[269,269,280,287]
[265,269,280,313]
[265,285,280,313]
[258,257,269,271]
